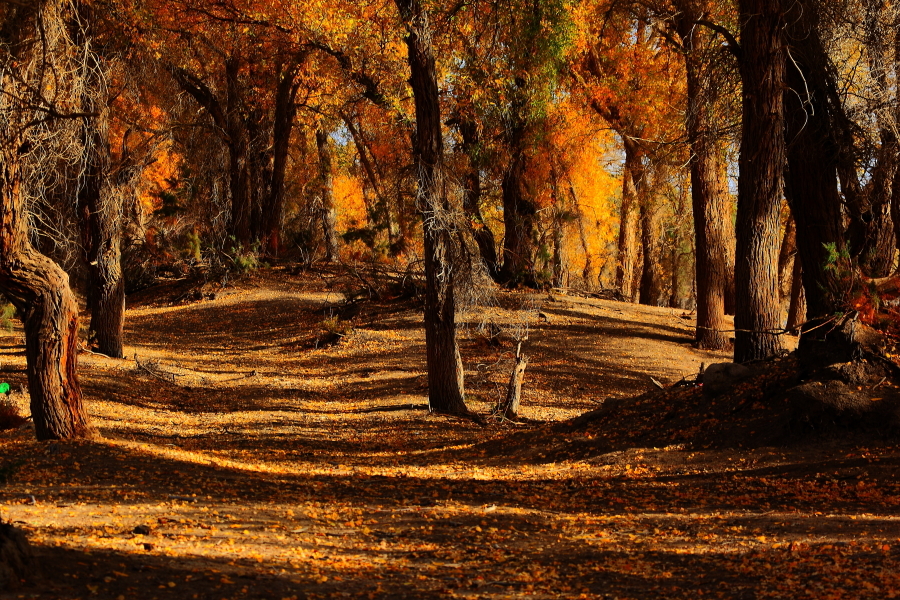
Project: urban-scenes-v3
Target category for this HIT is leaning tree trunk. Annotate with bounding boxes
[316,130,339,262]
[0,154,91,440]
[734,0,786,363]
[396,0,468,415]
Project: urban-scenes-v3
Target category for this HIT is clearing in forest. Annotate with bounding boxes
[2,267,900,599]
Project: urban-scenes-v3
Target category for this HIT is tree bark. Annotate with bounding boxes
[616,140,643,301]
[638,190,666,306]
[785,256,806,331]
[261,66,300,256]
[395,0,468,415]
[734,0,786,362]
[316,130,339,263]
[75,9,124,359]
[781,0,847,320]
[499,132,536,287]
[777,215,796,299]
[0,153,91,440]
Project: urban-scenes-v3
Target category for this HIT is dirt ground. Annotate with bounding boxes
[3,266,900,599]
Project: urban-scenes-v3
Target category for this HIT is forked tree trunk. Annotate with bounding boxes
[396,0,468,415]
[316,130,339,262]
[734,0,786,363]
[0,154,91,441]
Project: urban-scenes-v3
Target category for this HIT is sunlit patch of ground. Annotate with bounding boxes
[0,268,888,600]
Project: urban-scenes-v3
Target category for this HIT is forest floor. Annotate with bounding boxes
[3,265,900,599]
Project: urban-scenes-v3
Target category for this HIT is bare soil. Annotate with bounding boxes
[3,266,900,599]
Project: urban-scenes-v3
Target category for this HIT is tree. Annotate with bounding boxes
[733,0,786,363]
[670,0,739,349]
[394,0,469,415]
[0,0,92,440]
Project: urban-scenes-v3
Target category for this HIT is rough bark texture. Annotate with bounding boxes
[396,0,468,415]
[638,188,666,307]
[262,67,299,255]
[781,0,847,320]
[777,216,796,299]
[616,141,643,302]
[78,130,125,359]
[499,128,536,287]
[316,130,339,262]
[0,3,91,440]
[75,22,125,359]
[735,0,786,363]
[0,154,91,440]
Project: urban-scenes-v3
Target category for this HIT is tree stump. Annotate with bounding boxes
[501,343,528,420]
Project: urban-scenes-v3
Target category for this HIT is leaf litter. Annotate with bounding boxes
[1,267,900,599]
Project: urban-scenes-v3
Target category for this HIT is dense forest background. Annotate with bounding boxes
[0,0,899,439]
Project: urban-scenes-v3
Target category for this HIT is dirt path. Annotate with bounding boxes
[1,268,896,600]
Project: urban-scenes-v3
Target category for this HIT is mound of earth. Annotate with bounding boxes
[483,321,900,464]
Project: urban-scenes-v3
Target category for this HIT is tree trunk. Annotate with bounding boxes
[75,11,124,359]
[785,256,806,331]
[342,113,404,253]
[499,141,536,287]
[396,0,468,415]
[78,134,125,359]
[782,0,847,320]
[734,0,786,363]
[262,67,299,256]
[616,141,643,301]
[501,344,527,420]
[316,130,339,263]
[680,23,733,348]
[777,215,796,298]
[456,118,499,279]
[0,154,91,440]
[638,188,666,306]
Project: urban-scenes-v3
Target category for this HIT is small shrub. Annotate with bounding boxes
[0,398,26,431]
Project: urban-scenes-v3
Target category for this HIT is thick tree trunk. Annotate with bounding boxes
[616,141,643,301]
[78,134,125,359]
[396,0,468,415]
[734,0,786,363]
[75,12,124,359]
[499,143,536,287]
[638,189,666,306]
[316,130,339,263]
[262,67,299,256]
[0,155,91,440]
[782,0,847,320]
[673,0,739,325]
